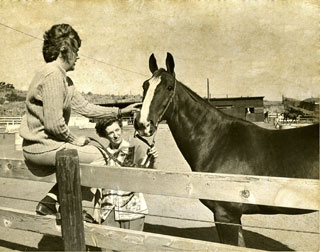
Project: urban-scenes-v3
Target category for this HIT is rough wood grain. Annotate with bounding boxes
[56,149,85,251]
[0,158,318,210]
[0,206,262,251]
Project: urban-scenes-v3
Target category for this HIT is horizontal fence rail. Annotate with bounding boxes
[0,206,259,252]
[0,158,319,210]
[0,117,22,132]
[0,117,22,123]
[0,155,319,251]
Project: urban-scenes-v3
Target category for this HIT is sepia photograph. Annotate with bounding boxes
[0,0,319,251]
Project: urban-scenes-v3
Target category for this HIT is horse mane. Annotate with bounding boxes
[177,80,253,125]
[179,81,212,106]
[156,68,216,109]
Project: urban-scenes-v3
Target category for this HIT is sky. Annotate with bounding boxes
[0,0,319,101]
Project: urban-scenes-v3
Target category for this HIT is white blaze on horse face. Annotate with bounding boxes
[140,76,161,127]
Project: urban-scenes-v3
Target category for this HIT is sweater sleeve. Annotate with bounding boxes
[42,73,79,144]
[71,88,119,119]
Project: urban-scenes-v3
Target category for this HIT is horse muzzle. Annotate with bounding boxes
[134,117,156,137]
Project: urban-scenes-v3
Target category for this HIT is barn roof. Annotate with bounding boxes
[209,96,264,101]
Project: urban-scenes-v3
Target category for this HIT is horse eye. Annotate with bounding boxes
[143,81,149,91]
[142,90,147,101]
[167,86,173,91]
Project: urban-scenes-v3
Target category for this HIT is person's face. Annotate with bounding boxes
[65,40,79,72]
[105,122,123,148]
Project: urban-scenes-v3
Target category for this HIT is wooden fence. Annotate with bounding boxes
[0,117,22,132]
[0,151,319,251]
[268,113,316,124]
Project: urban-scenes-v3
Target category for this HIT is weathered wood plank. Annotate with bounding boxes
[0,207,60,236]
[80,164,320,210]
[56,149,85,251]
[0,158,319,210]
[0,206,261,251]
[82,222,258,252]
[0,158,56,183]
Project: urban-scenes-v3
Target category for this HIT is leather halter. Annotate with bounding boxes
[135,72,176,147]
[155,72,177,126]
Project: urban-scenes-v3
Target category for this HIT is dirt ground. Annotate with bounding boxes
[0,123,319,251]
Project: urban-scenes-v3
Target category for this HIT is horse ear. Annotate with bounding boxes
[166,52,175,74]
[149,54,158,74]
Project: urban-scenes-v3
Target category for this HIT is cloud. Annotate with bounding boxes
[0,0,319,101]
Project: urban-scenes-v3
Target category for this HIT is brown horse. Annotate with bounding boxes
[134,53,319,247]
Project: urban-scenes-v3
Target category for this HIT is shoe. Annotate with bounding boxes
[36,196,58,216]
[83,210,98,224]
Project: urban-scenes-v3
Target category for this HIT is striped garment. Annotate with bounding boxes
[19,61,119,153]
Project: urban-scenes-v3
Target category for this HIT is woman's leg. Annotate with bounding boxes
[100,209,145,231]
[24,143,104,167]
[24,144,104,215]
[64,143,105,164]
[101,209,121,228]
[120,217,145,231]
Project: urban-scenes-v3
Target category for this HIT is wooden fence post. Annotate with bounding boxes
[56,149,86,251]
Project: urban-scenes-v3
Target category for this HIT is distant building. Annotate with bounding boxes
[95,99,142,109]
[208,96,264,122]
[88,99,142,124]
[93,96,265,123]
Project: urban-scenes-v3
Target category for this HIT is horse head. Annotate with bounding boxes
[134,52,176,136]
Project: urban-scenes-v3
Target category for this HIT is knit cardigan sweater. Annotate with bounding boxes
[19,62,119,153]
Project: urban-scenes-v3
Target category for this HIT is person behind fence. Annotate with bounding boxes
[88,117,158,231]
[19,23,138,216]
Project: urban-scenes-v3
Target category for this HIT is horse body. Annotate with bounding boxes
[168,82,318,180]
[135,53,319,247]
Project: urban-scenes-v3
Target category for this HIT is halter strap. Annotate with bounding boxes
[134,73,176,147]
[88,137,125,166]
[134,133,154,147]
[156,73,176,126]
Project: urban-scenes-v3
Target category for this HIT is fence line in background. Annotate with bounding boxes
[0,117,22,133]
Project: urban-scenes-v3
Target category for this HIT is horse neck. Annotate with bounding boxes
[164,82,227,170]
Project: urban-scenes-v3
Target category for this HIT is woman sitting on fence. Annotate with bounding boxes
[19,23,138,216]
[88,117,158,231]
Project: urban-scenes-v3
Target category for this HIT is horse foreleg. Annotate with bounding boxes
[214,206,246,247]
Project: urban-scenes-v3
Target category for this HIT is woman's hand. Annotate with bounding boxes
[120,103,142,116]
[147,146,159,159]
[75,136,90,146]
[143,146,159,168]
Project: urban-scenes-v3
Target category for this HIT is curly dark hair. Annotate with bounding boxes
[95,117,123,138]
[42,24,81,63]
